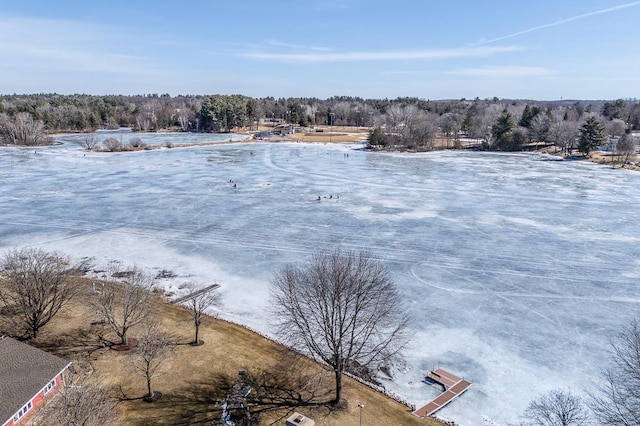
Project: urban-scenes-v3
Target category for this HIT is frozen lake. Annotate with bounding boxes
[1,133,639,425]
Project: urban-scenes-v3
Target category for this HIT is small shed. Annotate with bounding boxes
[285,412,315,426]
[0,336,71,426]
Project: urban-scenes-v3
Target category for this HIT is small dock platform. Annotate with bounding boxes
[413,368,472,418]
[171,283,220,304]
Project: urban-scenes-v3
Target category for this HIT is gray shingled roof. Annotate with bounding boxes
[0,336,71,423]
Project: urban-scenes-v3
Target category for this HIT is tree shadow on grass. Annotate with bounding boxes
[29,323,112,359]
[124,375,222,426]
[237,352,337,425]
[127,350,337,426]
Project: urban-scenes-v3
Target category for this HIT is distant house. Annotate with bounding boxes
[0,336,71,426]
[601,134,640,152]
[600,137,618,152]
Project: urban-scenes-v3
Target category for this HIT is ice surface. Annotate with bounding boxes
[1,134,639,425]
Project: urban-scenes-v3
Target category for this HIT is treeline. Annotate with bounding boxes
[0,93,639,152]
[368,98,639,156]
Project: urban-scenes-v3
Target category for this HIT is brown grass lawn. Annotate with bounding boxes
[284,125,466,150]
[17,279,440,426]
[587,151,640,171]
[288,126,369,143]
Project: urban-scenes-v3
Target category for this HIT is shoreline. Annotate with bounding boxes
[7,128,639,172]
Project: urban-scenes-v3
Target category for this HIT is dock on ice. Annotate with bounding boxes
[171,283,220,304]
[413,368,472,418]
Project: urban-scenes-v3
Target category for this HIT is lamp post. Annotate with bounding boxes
[329,112,335,142]
[357,402,365,426]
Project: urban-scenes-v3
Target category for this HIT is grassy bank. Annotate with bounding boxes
[15,278,439,426]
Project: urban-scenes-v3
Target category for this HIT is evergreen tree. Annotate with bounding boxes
[578,116,607,155]
[492,110,515,141]
[519,104,542,129]
[602,99,628,120]
[367,127,387,148]
[491,110,523,151]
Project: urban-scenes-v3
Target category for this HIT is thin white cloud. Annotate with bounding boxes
[477,1,640,45]
[240,45,522,63]
[265,40,331,52]
[576,76,640,82]
[381,70,427,76]
[451,66,556,78]
[0,16,162,75]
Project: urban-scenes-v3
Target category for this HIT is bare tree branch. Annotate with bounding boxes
[0,112,50,146]
[0,248,78,339]
[183,282,222,346]
[613,132,635,168]
[75,133,100,150]
[521,389,590,426]
[271,248,409,404]
[589,319,640,426]
[49,375,117,426]
[133,321,174,401]
[91,263,154,347]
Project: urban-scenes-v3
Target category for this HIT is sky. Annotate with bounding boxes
[1,0,639,100]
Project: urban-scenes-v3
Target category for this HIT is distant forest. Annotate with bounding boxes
[0,93,638,154]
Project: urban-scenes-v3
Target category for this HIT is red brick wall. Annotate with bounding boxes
[5,372,64,426]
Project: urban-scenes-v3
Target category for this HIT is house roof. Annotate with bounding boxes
[0,336,71,423]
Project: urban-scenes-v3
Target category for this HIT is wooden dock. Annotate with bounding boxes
[171,283,220,304]
[413,368,472,418]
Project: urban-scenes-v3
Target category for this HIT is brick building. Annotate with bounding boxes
[0,336,71,426]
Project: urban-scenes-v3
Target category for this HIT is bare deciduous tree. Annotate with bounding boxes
[102,137,122,152]
[530,114,550,147]
[0,248,77,339]
[134,322,173,402]
[92,263,153,347]
[613,132,636,167]
[49,376,116,426]
[128,137,147,149]
[175,103,194,131]
[589,319,640,426]
[467,103,504,149]
[0,112,50,146]
[413,112,439,150]
[271,248,409,404]
[439,112,463,149]
[607,119,628,139]
[380,105,439,151]
[76,133,100,150]
[550,118,580,156]
[520,389,590,426]
[183,283,221,346]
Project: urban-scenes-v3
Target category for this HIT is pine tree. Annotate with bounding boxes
[492,110,523,151]
[368,127,387,147]
[578,116,607,155]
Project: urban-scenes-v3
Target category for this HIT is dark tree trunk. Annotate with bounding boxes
[334,368,342,404]
[146,371,152,397]
[194,320,200,344]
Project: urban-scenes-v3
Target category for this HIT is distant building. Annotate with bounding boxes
[285,412,315,426]
[0,336,71,426]
[600,137,619,152]
[601,134,640,152]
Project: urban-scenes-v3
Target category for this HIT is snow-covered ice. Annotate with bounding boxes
[2,133,639,425]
